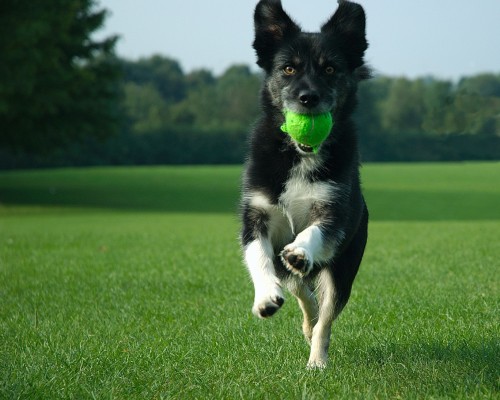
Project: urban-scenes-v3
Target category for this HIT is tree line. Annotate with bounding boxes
[0,1,499,168]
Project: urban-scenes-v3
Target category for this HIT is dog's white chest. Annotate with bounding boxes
[279,177,333,233]
[247,158,336,246]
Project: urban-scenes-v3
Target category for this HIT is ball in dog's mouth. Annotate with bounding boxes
[280,110,334,153]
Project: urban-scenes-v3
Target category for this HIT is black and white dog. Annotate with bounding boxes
[240,0,369,369]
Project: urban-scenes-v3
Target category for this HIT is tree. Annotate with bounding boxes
[455,74,500,136]
[120,55,186,103]
[0,0,120,152]
[420,79,454,135]
[458,73,500,97]
[123,83,170,134]
[173,65,261,132]
[355,76,391,136]
[379,78,428,135]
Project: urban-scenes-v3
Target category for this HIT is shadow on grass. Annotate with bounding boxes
[2,186,500,221]
[364,189,500,221]
[0,167,241,214]
[0,167,499,220]
[0,184,240,214]
[362,339,499,392]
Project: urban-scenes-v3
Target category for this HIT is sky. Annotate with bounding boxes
[95,0,500,81]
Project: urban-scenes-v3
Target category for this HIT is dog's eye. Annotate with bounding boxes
[283,66,296,76]
[325,66,335,75]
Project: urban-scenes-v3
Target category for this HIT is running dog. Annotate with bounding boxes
[240,0,370,369]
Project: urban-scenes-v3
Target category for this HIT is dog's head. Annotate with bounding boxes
[253,0,368,126]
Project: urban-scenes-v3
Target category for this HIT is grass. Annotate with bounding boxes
[0,162,499,399]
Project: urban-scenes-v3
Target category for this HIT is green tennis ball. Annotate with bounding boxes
[280,110,334,153]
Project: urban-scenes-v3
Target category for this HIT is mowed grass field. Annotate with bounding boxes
[0,162,499,399]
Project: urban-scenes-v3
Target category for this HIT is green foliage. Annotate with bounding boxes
[123,83,170,134]
[114,62,500,165]
[119,59,260,133]
[120,55,186,103]
[0,0,120,152]
[0,164,499,398]
[380,78,427,135]
[1,11,499,168]
[369,74,500,138]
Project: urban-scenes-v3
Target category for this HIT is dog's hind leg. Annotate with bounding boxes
[306,268,337,369]
[307,210,368,369]
[288,279,318,344]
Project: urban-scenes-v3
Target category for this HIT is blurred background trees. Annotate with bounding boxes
[0,1,498,168]
[0,0,121,153]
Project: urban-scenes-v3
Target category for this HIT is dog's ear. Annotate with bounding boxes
[253,0,301,71]
[321,1,368,70]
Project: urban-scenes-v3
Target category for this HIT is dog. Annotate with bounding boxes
[240,0,369,369]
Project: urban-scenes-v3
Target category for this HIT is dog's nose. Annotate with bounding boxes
[299,90,320,108]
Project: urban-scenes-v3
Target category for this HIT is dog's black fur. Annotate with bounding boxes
[240,0,369,368]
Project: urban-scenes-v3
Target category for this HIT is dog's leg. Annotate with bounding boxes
[288,280,318,343]
[307,268,337,369]
[281,224,337,277]
[244,238,284,318]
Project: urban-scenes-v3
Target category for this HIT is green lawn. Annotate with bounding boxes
[0,163,499,399]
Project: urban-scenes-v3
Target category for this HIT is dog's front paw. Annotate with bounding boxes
[252,287,284,319]
[281,245,313,277]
